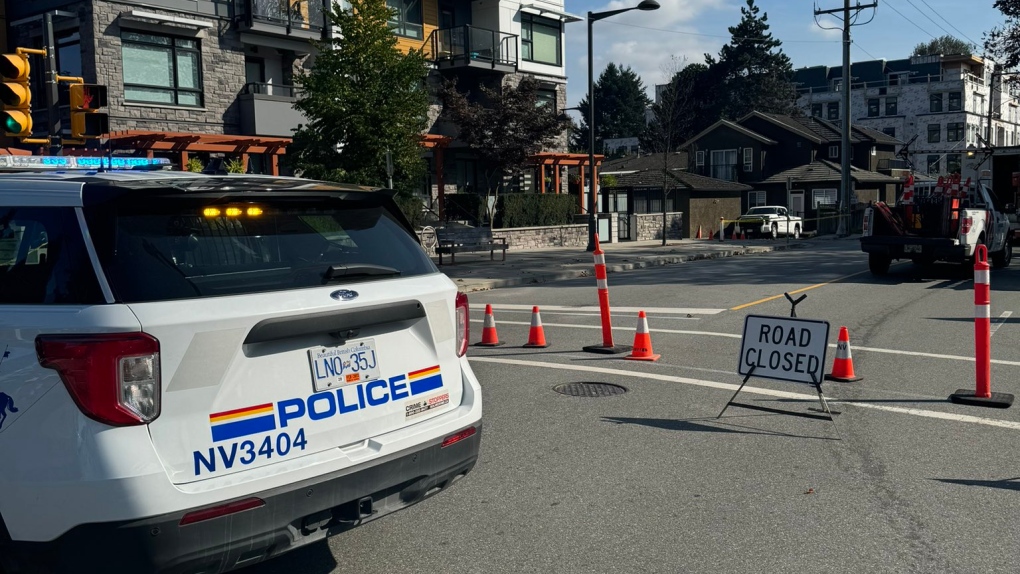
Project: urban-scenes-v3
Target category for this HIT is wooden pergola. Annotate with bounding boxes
[421,134,452,219]
[528,152,605,213]
[105,131,292,175]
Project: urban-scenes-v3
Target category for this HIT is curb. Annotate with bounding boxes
[451,242,803,293]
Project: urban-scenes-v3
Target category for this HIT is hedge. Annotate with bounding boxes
[495,193,578,228]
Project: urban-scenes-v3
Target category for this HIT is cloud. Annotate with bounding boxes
[807,15,841,39]
[563,0,732,107]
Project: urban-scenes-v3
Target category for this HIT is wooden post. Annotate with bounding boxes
[554,164,561,195]
[539,163,546,194]
[241,153,250,173]
[145,149,154,159]
[180,151,189,171]
[270,154,279,176]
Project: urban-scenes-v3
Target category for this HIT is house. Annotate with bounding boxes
[681,112,902,228]
[794,53,1020,182]
[600,152,752,239]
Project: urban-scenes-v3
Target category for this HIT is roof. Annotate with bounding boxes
[679,119,777,150]
[601,152,688,174]
[740,112,823,144]
[610,168,751,192]
[739,112,902,146]
[756,159,902,185]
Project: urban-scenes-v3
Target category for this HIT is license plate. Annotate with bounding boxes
[904,244,922,254]
[308,339,381,392]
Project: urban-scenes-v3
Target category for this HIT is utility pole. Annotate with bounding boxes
[815,1,877,237]
[44,12,61,155]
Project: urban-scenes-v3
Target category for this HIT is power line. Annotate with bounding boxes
[884,1,937,39]
[852,40,880,61]
[901,0,965,44]
[915,0,981,47]
[602,20,840,43]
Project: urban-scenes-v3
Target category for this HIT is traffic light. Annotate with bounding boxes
[69,83,108,139]
[0,53,32,138]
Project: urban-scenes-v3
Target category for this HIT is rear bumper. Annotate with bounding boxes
[10,427,480,574]
[860,236,966,261]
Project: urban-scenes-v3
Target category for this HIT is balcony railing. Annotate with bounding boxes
[877,158,910,171]
[238,82,306,137]
[241,81,302,99]
[236,0,325,35]
[796,72,988,95]
[428,25,519,72]
[710,164,739,182]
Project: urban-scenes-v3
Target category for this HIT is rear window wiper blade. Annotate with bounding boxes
[324,264,401,282]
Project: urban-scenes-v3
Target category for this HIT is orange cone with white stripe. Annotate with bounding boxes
[475,304,505,347]
[523,306,549,348]
[625,311,660,361]
[825,326,862,382]
[696,225,702,239]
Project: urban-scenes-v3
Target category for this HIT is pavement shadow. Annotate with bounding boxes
[244,538,338,574]
[933,477,1020,492]
[602,416,837,441]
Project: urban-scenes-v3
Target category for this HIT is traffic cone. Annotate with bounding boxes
[696,225,702,239]
[625,311,660,361]
[475,304,505,347]
[740,230,746,240]
[523,306,549,348]
[825,326,862,382]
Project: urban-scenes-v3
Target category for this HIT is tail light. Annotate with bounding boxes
[441,426,477,448]
[862,209,871,236]
[962,216,973,234]
[180,497,265,526]
[455,292,469,357]
[36,333,161,426]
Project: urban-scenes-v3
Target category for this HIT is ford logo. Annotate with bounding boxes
[330,289,359,301]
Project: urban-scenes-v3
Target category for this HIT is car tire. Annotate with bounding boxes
[992,240,1012,269]
[869,253,891,276]
[770,223,778,240]
[793,225,800,240]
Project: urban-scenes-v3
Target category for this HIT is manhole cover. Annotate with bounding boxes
[553,382,628,397]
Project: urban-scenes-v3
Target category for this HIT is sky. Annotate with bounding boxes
[560,0,1006,110]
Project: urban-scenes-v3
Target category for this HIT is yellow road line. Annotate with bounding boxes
[730,268,875,311]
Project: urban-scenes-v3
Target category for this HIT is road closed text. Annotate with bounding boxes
[738,315,829,384]
[744,323,820,374]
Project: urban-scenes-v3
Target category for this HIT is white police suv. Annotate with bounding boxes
[0,159,481,573]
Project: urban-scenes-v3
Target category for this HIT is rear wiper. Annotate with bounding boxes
[324,264,401,282]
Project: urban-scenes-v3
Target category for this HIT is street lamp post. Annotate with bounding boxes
[585,0,659,251]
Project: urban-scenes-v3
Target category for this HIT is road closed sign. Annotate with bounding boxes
[738,315,830,385]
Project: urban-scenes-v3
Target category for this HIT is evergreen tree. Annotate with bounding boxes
[988,0,1020,78]
[707,0,796,120]
[288,0,430,192]
[571,63,653,153]
[912,35,974,57]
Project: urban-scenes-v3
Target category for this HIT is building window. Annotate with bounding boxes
[535,87,557,110]
[948,91,962,111]
[695,150,705,166]
[947,122,964,142]
[748,191,766,207]
[885,97,898,116]
[122,32,202,107]
[882,127,896,138]
[930,93,943,113]
[946,153,962,174]
[927,155,940,174]
[743,148,753,172]
[386,0,423,39]
[710,149,737,181]
[928,123,941,143]
[867,98,879,117]
[827,102,839,120]
[811,103,822,117]
[521,14,561,66]
[812,188,838,209]
[828,145,839,159]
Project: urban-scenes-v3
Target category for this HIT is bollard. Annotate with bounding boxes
[719,217,725,242]
[583,234,631,354]
[950,245,1014,408]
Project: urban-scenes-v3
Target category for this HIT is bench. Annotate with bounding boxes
[435,226,508,265]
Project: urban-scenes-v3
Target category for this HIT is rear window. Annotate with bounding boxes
[0,207,104,304]
[84,192,437,303]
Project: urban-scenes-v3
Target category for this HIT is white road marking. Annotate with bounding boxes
[482,304,726,315]
[992,311,1012,337]
[474,309,700,320]
[470,357,1020,431]
[468,320,1020,366]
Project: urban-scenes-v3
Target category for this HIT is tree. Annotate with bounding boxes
[988,1,1020,79]
[641,56,691,245]
[570,63,652,153]
[707,0,796,120]
[912,35,974,57]
[288,0,430,193]
[440,76,570,223]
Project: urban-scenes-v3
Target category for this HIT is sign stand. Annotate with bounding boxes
[785,293,807,317]
[717,367,841,439]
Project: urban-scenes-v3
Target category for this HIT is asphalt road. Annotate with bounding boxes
[249,240,1020,574]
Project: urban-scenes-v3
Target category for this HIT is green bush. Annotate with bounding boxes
[445,194,485,225]
[392,194,425,229]
[495,194,578,228]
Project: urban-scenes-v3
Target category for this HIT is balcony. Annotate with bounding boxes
[238,82,307,138]
[235,0,325,41]
[428,25,518,74]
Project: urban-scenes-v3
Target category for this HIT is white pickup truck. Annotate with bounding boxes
[735,206,803,239]
[861,176,1012,275]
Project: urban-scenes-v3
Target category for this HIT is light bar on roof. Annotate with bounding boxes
[0,156,171,170]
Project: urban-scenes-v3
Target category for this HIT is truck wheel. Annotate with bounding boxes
[992,241,1012,269]
[793,225,801,240]
[770,223,778,240]
[869,253,891,276]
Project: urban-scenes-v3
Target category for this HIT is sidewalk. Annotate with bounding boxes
[436,238,809,292]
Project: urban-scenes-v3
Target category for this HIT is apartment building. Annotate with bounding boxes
[794,53,1020,182]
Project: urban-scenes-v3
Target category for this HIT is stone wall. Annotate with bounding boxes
[633,212,683,241]
[491,224,587,250]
